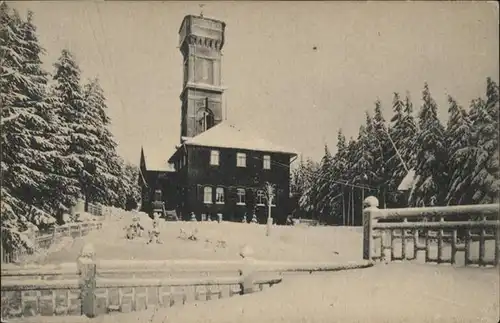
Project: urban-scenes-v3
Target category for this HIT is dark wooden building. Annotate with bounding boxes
[169,123,297,224]
[140,14,297,224]
[139,147,178,215]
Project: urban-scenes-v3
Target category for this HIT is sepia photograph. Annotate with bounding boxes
[1,1,499,322]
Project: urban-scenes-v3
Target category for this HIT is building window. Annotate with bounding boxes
[210,150,219,166]
[154,190,162,201]
[236,153,246,167]
[256,190,265,206]
[236,188,246,205]
[204,186,212,204]
[216,187,224,204]
[263,155,271,169]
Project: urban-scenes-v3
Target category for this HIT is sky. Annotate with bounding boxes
[10,1,500,167]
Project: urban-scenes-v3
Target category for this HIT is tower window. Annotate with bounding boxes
[236,188,246,205]
[263,155,271,169]
[236,153,246,167]
[183,59,189,85]
[197,107,215,132]
[203,186,213,204]
[195,58,214,84]
[210,150,219,166]
[216,187,225,204]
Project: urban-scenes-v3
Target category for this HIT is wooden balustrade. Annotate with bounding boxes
[1,221,103,264]
[363,196,500,267]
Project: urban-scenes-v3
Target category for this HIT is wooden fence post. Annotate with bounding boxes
[78,243,97,318]
[363,196,380,261]
[239,247,255,294]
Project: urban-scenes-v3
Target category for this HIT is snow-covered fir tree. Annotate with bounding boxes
[1,4,141,256]
[386,93,416,207]
[315,144,334,222]
[464,78,499,204]
[1,5,58,251]
[297,158,320,217]
[342,137,360,225]
[81,77,122,207]
[49,49,86,218]
[410,83,448,206]
[352,115,376,190]
[445,95,473,205]
[327,130,349,223]
[370,100,392,208]
[401,93,418,169]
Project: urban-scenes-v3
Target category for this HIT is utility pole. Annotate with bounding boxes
[342,186,346,226]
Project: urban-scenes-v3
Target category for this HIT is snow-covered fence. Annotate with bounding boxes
[362,196,500,267]
[295,219,320,227]
[1,221,103,264]
[87,257,282,316]
[87,203,103,217]
[1,263,80,319]
[0,244,283,319]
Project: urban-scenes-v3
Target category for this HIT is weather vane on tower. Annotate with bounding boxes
[199,4,205,17]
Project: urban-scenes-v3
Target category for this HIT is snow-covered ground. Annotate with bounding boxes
[7,214,499,323]
[9,263,499,323]
[36,214,495,267]
[38,216,365,264]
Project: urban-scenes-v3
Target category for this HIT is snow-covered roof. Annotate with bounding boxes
[142,146,176,172]
[182,122,298,155]
[397,169,418,191]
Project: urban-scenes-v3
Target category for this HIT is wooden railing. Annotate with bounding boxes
[1,242,373,319]
[362,196,500,267]
[1,221,103,264]
[0,244,282,319]
[87,203,103,217]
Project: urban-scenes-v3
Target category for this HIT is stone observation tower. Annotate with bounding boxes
[178,15,226,143]
[140,13,297,224]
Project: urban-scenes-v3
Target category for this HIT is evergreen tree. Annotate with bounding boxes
[401,93,418,170]
[1,6,58,248]
[352,114,377,193]
[464,78,499,203]
[370,100,392,208]
[1,4,26,125]
[81,77,121,207]
[327,130,349,224]
[445,96,473,205]
[122,162,141,210]
[410,83,448,206]
[291,158,306,202]
[48,49,85,218]
[386,93,416,207]
[297,158,320,218]
[344,137,361,224]
[316,144,334,222]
